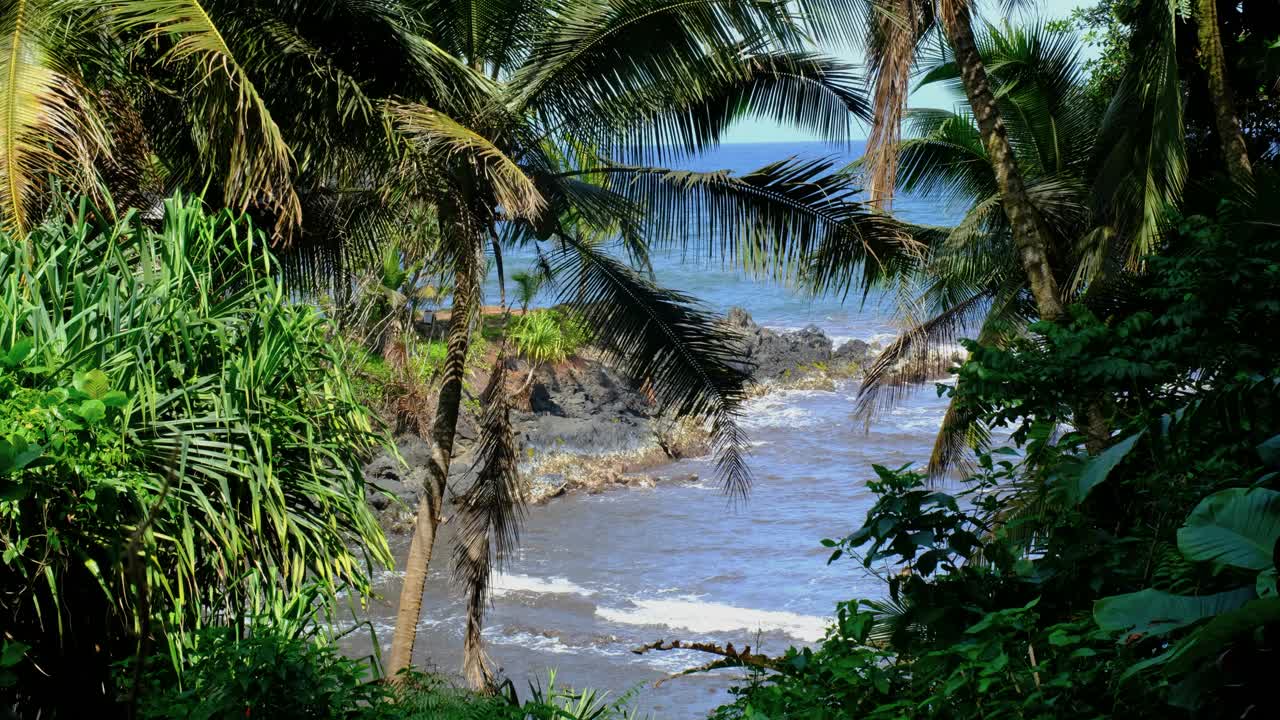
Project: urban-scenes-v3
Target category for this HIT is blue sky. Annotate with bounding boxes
[723,0,1100,143]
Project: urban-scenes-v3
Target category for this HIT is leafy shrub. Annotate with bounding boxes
[0,196,391,713]
[136,632,645,720]
[507,309,592,365]
[712,198,1280,718]
[134,624,393,720]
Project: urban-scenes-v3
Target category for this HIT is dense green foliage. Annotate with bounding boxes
[507,310,593,366]
[711,188,1280,718]
[0,198,390,713]
[134,624,644,720]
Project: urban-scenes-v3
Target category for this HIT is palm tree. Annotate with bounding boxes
[851,23,1101,474]
[1,0,466,285]
[1194,0,1252,188]
[377,0,918,685]
[842,1,1065,322]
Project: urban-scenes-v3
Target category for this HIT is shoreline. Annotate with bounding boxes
[364,307,880,531]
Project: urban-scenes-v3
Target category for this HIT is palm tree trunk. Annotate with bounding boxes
[938,0,1064,322]
[387,239,482,677]
[938,3,1114,451]
[1196,0,1252,187]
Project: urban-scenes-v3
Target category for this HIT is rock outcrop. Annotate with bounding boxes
[364,307,877,527]
[723,307,871,379]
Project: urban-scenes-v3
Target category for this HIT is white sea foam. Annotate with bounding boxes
[741,392,824,429]
[596,598,830,642]
[486,630,578,654]
[885,403,949,433]
[491,573,594,598]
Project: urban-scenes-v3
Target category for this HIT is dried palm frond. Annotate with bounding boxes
[550,235,754,497]
[452,354,522,689]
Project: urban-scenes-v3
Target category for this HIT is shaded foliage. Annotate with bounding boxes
[712,183,1280,719]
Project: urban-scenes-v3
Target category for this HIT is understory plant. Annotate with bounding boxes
[712,189,1280,718]
[0,195,391,714]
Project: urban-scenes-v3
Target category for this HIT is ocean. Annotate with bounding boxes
[349,141,965,718]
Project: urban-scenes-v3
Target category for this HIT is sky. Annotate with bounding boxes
[723,0,1101,143]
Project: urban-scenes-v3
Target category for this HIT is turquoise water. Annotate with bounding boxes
[358,142,964,718]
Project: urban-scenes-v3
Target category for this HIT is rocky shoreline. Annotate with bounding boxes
[364,308,875,531]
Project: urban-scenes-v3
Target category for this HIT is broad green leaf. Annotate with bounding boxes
[8,436,42,473]
[1177,488,1280,571]
[101,390,128,408]
[73,369,110,400]
[0,436,35,474]
[1257,568,1278,598]
[1259,434,1280,469]
[1094,587,1255,637]
[2,338,33,368]
[1068,430,1144,505]
[1165,597,1280,674]
[77,399,107,425]
[0,640,27,667]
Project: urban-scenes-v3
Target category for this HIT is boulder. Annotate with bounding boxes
[363,434,432,510]
[833,338,871,367]
[722,307,834,380]
[513,359,653,453]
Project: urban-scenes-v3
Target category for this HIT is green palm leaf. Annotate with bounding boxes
[390,101,545,220]
[105,0,302,235]
[550,234,753,496]
[565,158,911,297]
[0,0,107,237]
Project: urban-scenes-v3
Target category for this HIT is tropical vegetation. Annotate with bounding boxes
[1,0,1279,717]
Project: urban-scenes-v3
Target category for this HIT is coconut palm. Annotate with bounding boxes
[377,0,927,685]
[837,1,1067,323]
[849,23,1101,475]
[0,0,470,288]
[1193,0,1251,188]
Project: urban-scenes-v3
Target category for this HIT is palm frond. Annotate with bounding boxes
[567,48,872,162]
[0,0,107,237]
[453,354,521,689]
[564,158,913,298]
[1090,0,1186,269]
[854,286,993,425]
[896,108,993,205]
[506,0,804,132]
[550,235,753,496]
[106,0,302,236]
[389,101,545,220]
[925,288,1028,479]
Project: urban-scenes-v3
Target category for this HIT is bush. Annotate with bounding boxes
[507,309,591,365]
[0,196,391,714]
[135,629,645,720]
[134,624,393,720]
[712,198,1280,718]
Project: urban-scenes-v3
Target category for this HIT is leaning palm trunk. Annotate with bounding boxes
[387,236,483,677]
[1196,0,1253,188]
[938,0,1064,322]
[937,1,1116,454]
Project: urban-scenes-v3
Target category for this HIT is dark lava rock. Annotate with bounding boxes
[833,338,871,367]
[363,434,432,510]
[513,360,653,452]
[724,307,834,380]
